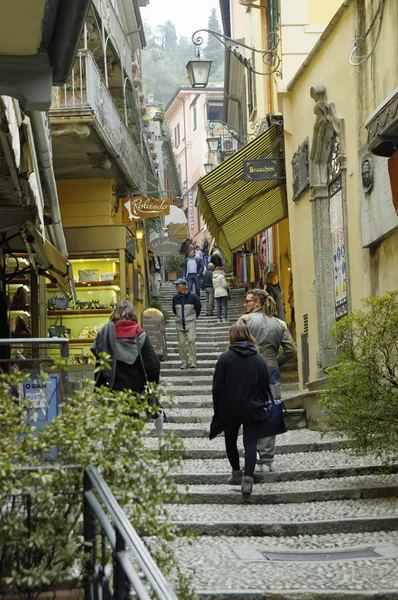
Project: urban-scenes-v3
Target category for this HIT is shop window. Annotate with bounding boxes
[207,102,223,122]
[134,269,144,301]
[174,123,181,147]
[247,54,257,118]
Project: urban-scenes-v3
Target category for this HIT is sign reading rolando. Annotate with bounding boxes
[122,195,170,222]
[243,158,282,182]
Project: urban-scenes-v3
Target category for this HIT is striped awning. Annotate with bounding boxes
[197,125,287,258]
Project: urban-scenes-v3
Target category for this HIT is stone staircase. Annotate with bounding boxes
[153,283,398,598]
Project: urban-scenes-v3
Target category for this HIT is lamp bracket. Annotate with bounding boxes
[209,120,242,144]
[192,29,281,77]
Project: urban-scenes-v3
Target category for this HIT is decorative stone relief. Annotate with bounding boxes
[291,137,309,201]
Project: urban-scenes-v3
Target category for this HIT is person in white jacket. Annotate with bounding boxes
[212,266,229,323]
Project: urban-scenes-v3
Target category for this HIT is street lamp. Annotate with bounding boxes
[204,162,214,174]
[186,28,281,87]
[186,58,212,89]
[206,136,220,153]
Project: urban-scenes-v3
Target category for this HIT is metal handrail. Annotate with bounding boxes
[4,465,177,600]
[84,465,178,600]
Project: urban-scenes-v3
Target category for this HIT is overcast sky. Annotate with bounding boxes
[140,0,222,39]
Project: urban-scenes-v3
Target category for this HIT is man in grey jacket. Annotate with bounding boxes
[237,288,297,473]
[172,278,201,369]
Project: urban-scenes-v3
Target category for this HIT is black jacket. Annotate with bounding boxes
[211,342,271,435]
[201,269,213,289]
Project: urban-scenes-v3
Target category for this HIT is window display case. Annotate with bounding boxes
[47,257,121,364]
[6,254,33,338]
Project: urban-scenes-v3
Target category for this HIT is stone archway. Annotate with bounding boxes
[309,84,350,379]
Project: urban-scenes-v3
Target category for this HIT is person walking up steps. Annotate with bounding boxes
[172,278,201,370]
[238,288,296,473]
[210,323,273,500]
[201,262,215,316]
[212,265,229,323]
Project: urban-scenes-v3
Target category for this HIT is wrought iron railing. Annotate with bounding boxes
[51,50,147,189]
[92,0,134,84]
[1,465,177,600]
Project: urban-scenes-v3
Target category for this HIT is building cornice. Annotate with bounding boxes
[287,0,354,93]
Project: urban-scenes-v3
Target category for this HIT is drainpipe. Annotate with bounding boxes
[28,111,68,256]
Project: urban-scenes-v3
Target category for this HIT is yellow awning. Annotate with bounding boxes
[197,125,287,258]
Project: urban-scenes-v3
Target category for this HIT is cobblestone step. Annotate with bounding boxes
[145,430,343,458]
[162,393,304,409]
[164,407,307,426]
[150,412,308,436]
[179,476,398,505]
[168,533,398,598]
[170,498,398,536]
[164,382,300,396]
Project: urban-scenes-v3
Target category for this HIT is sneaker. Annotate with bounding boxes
[258,463,273,473]
[190,362,197,369]
[179,363,188,370]
[227,469,242,485]
[241,475,253,500]
[217,318,222,323]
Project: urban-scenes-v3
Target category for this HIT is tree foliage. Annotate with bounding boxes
[320,291,398,462]
[0,368,194,598]
[142,12,224,107]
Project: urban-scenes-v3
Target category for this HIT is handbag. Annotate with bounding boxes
[136,339,165,430]
[262,392,287,437]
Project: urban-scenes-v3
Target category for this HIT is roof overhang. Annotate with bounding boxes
[366,87,398,157]
[0,222,76,302]
[197,124,287,259]
[0,0,91,111]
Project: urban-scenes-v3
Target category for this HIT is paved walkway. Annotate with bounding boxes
[155,283,398,599]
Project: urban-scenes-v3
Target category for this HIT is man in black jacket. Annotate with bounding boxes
[172,278,201,369]
[201,262,214,316]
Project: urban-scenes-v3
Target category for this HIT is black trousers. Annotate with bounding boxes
[224,420,262,476]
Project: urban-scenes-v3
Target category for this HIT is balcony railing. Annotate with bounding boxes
[51,50,146,189]
[92,0,134,84]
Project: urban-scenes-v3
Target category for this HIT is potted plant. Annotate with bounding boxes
[149,142,155,150]
[132,60,140,73]
[133,77,142,89]
[146,130,152,138]
[140,106,147,116]
[165,254,184,281]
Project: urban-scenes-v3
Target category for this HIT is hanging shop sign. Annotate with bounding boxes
[188,190,194,229]
[122,195,170,223]
[148,236,181,256]
[243,158,282,182]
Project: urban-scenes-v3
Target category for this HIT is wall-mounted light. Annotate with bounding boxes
[136,227,144,241]
[187,28,281,88]
[204,162,214,174]
[186,58,212,89]
[206,136,220,153]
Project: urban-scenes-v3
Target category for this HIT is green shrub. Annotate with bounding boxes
[320,291,398,462]
[165,254,184,274]
[0,368,194,598]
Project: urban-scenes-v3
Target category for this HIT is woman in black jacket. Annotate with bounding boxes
[91,300,160,393]
[211,323,271,498]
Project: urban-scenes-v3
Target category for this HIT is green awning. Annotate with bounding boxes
[197,125,287,258]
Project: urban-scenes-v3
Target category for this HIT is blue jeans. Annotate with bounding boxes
[216,296,228,320]
[187,273,200,296]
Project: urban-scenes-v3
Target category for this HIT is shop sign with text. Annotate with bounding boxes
[244,159,282,181]
[122,195,170,222]
[148,236,181,256]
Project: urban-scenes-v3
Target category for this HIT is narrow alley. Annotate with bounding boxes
[148,283,398,599]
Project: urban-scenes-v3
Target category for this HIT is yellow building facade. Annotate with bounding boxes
[280,0,398,388]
